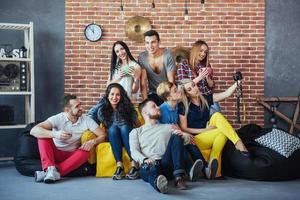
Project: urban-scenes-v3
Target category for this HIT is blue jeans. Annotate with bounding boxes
[108,124,133,162]
[204,93,221,116]
[210,102,221,116]
[140,135,186,192]
[184,144,207,172]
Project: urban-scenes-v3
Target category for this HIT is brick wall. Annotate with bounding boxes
[65,0,265,128]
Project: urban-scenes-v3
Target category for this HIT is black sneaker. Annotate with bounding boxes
[112,166,125,180]
[126,166,139,180]
[189,159,204,181]
[205,158,218,180]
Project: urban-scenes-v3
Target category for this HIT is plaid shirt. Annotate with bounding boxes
[176,60,214,95]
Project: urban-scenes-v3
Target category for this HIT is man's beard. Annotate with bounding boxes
[149,113,160,120]
[71,110,82,118]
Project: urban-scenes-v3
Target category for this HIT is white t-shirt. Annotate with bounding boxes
[47,112,98,152]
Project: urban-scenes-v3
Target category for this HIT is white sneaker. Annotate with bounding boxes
[44,166,61,184]
[189,159,204,181]
[35,171,46,182]
[205,159,218,180]
[155,175,168,194]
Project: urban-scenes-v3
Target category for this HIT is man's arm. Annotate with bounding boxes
[129,128,147,164]
[140,69,148,100]
[30,121,54,138]
[80,127,106,151]
[91,127,106,144]
[30,120,71,140]
[166,50,176,83]
[167,71,175,83]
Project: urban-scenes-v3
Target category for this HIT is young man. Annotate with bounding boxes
[30,95,106,183]
[129,99,201,194]
[138,30,176,106]
[156,81,218,180]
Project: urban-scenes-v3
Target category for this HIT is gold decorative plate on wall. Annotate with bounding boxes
[125,16,151,43]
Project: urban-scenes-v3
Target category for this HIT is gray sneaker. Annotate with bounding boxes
[189,159,204,181]
[35,171,46,182]
[44,166,61,184]
[155,175,168,194]
[205,158,218,179]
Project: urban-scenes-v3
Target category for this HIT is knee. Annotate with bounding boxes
[211,112,223,119]
[108,126,119,138]
[210,112,227,122]
[37,138,53,145]
[171,134,184,145]
[120,125,132,136]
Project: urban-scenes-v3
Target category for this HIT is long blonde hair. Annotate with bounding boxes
[178,79,209,116]
[189,40,209,72]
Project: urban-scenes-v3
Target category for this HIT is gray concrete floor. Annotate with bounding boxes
[0,162,299,200]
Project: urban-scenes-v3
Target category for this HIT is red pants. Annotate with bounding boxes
[37,138,89,176]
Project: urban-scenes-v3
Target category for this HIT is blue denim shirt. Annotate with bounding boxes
[87,97,137,128]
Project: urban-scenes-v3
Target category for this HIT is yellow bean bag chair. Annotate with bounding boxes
[94,107,221,177]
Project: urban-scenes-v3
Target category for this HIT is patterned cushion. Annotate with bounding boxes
[255,128,300,158]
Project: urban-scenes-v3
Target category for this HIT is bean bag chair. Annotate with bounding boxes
[14,122,96,177]
[222,124,300,181]
[96,143,131,177]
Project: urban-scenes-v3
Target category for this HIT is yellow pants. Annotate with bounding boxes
[195,112,241,174]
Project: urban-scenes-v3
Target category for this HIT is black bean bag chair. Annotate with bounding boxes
[14,122,96,177]
[222,124,300,181]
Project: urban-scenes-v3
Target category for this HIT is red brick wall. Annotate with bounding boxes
[65,0,265,128]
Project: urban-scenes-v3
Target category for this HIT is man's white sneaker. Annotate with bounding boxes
[205,158,218,180]
[155,175,168,194]
[44,166,61,184]
[189,159,204,181]
[35,171,46,182]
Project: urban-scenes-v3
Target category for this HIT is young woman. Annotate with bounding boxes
[178,79,248,177]
[88,83,139,180]
[109,41,141,100]
[156,81,212,181]
[177,40,220,115]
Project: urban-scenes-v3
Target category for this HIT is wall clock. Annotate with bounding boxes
[84,23,102,42]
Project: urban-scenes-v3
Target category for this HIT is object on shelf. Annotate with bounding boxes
[0,105,14,125]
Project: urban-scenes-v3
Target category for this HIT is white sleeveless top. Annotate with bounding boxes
[112,60,137,97]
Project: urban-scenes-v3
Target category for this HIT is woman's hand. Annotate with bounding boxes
[197,68,210,81]
[188,134,196,145]
[126,66,136,77]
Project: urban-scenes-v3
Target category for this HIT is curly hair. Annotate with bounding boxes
[98,83,136,128]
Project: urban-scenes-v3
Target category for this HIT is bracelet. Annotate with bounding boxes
[143,158,148,163]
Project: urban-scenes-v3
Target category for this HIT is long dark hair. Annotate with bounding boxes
[110,41,137,80]
[99,83,136,127]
